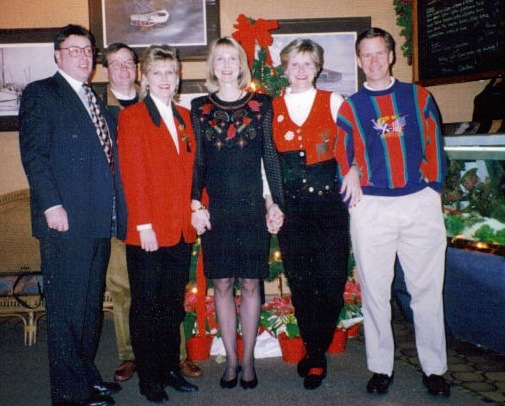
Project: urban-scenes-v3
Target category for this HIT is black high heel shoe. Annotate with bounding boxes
[220,366,241,389]
[240,368,258,389]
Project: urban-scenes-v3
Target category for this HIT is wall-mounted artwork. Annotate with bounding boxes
[89,0,220,61]
[0,28,58,131]
[270,18,370,98]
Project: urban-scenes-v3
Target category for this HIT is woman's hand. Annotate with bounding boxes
[191,209,211,235]
[340,165,363,208]
[266,203,284,235]
[139,228,158,252]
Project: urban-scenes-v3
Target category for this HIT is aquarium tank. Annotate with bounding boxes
[442,123,505,255]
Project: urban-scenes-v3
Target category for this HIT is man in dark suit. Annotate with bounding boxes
[19,24,127,406]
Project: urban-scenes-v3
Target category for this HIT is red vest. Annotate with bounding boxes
[272,90,337,165]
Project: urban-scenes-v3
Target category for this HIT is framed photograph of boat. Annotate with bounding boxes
[269,17,370,98]
[89,0,220,61]
[0,28,59,132]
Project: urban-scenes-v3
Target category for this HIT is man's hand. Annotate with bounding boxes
[45,206,69,232]
[340,165,363,207]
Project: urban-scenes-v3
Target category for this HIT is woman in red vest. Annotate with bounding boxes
[272,39,356,390]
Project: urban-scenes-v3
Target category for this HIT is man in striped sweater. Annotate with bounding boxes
[335,27,450,398]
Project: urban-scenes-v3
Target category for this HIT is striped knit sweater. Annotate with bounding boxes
[335,79,447,196]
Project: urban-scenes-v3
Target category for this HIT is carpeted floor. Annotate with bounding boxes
[1,303,504,406]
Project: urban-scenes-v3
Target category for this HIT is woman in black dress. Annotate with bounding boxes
[190,37,284,389]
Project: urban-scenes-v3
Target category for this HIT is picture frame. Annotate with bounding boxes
[270,17,370,98]
[0,28,59,132]
[89,0,220,61]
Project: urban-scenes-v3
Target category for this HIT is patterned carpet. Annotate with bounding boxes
[390,302,505,405]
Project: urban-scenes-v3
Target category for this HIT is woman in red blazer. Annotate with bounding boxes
[117,44,198,404]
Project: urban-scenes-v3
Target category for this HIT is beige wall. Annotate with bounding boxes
[0,0,488,195]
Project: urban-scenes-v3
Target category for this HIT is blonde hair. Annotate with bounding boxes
[205,37,251,93]
[140,44,180,100]
[279,38,324,74]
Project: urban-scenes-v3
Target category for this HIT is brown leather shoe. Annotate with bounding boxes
[180,359,203,378]
[114,360,136,382]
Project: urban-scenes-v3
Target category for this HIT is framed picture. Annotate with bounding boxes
[270,17,370,98]
[0,28,59,131]
[89,0,220,61]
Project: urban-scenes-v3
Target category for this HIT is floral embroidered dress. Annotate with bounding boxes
[191,92,283,279]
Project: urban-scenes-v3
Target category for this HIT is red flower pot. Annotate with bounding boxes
[347,323,361,338]
[277,332,306,363]
[186,334,213,361]
[237,335,243,363]
[327,328,347,354]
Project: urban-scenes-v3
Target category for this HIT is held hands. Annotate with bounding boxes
[191,202,211,235]
[266,203,284,235]
[45,206,69,232]
[340,165,363,208]
[139,228,159,252]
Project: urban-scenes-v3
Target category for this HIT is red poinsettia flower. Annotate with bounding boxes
[243,116,252,126]
[343,279,361,305]
[184,292,198,312]
[248,100,260,112]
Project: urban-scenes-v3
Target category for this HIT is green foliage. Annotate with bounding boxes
[266,235,285,281]
[445,214,465,236]
[473,224,505,245]
[182,311,196,340]
[393,0,413,64]
[251,48,289,98]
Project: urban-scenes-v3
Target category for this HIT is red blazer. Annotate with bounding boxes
[118,96,196,247]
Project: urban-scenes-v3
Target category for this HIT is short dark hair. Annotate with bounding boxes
[355,27,395,56]
[102,42,139,67]
[54,24,95,51]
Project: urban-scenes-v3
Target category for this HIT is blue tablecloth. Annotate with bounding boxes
[394,247,505,354]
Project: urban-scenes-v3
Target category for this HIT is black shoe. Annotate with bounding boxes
[303,367,327,390]
[139,387,169,404]
[91,382,121,397]
[220,366,240,389]
[164,370,199,392]
[366,372,393,394]
[297,356,310,378]
[240,368,258,389]
[82,394,115,406]
[423,373,450,397]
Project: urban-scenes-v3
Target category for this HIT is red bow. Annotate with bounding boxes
[232,14,279,68]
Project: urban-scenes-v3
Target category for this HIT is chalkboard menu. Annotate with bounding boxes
[414,0,505,86]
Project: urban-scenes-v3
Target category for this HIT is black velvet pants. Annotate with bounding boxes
[126,240,191,392]
[278,195,350,368]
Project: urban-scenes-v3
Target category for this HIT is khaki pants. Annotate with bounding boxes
[350,188,448,376]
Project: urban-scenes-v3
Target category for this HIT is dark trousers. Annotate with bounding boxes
[127,240,191,391]
[278,196,349,367]
[40,236,111,404]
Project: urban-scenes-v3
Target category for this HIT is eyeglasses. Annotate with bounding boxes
[60,46,94,58]
[108,60,137,70]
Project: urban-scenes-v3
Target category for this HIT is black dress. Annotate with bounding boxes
[191,92,284,279]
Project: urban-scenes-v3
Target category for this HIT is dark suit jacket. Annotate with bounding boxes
[19,72,127,240]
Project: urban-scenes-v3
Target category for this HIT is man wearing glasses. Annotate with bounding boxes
[19,24,127,406]
[101,42,139,385]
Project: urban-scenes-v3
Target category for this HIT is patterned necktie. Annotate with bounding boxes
[82,83,114,172]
